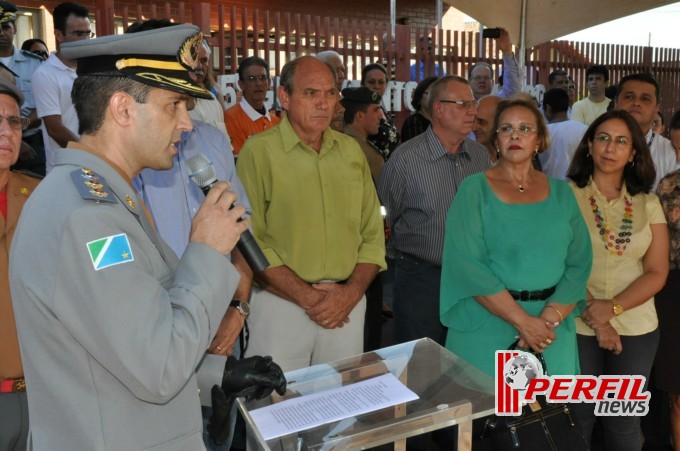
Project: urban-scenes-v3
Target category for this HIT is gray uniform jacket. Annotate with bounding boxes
[10,148,239,450]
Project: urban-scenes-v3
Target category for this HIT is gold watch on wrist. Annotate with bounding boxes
[610,297,624,316]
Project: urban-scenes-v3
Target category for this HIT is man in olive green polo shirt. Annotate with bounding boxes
[236,56,386,372]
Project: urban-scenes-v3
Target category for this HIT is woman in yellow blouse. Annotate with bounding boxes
[567,109,669,451]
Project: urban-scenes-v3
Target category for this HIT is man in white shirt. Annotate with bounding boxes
[615,72,678,190]
[540,88,587,179]
[572,65,610,126]
[188,40,229,137]
[31,2,91,173]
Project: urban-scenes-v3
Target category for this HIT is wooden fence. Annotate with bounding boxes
[98,2,680,119]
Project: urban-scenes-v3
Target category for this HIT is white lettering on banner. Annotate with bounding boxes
[217,74,544,113]
[495,350,650,417]
[217,75,420,113]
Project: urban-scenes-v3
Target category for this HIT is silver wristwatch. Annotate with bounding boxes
[229,300,250,318]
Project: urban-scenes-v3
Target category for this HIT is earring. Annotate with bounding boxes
[496,148,501,160]
[533,148,538,160]
[587,153,592,159]
[629,159,636,167]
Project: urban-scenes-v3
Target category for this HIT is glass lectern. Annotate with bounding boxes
[237,338,495,450]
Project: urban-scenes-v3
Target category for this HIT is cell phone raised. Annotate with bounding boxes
[482,28,501,39]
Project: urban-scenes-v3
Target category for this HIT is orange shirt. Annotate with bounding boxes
[224,100,281,155]
[0,171,40,379]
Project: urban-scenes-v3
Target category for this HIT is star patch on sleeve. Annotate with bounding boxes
[87,233,135,271]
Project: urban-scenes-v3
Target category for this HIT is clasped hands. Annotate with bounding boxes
[304,282,361,329]
[581,299,622,354]
[580,298,613,330]
[517,314,559,353]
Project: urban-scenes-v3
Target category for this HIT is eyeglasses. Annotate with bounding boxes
[244,74,269,83]
[593,133,631,147]
[497,124,537,136]
[69,30,95,38]
[439,99,479,110]
[0,115,30,131]
[472,76,492,82]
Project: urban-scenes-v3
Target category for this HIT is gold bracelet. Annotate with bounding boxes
[545,305,564,323]
[595,323,613,330]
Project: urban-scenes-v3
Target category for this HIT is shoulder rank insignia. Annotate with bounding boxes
[70,167,118,204]
[87,233,134,270]
[124,195,136,210]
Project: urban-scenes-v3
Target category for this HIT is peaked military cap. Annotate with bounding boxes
[0,78,23,106]
[0,2,16,25]
[341,87,382,105]
[60,24,212,99]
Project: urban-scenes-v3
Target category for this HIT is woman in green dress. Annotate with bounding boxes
[440,97,592,376]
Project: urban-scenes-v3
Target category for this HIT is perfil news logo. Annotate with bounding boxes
[495,350,650,416]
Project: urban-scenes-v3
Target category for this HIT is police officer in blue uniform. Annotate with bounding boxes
[0,1,45,174]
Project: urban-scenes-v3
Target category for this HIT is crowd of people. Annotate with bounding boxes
[0,1,679,449]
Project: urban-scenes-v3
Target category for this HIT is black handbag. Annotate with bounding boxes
[480,341,589,451]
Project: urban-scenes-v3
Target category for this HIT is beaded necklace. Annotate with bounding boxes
[589,194,634,256]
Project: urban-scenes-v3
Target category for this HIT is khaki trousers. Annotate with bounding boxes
[245,287,366,373]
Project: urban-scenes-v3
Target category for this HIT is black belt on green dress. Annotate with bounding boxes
[508,285,556,302]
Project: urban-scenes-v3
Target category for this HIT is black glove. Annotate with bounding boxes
[222,355,287,400]
[207,355,287,445]
[207,384,233,445]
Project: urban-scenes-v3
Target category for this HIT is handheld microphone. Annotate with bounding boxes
[186,153,269,273]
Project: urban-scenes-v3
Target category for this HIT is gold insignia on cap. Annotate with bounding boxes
[19,187,28,196]
[372,92,381,102]
[177,32,203,71]
[125,195,136,209]
[116,58,186,72]
[82,167,93,175]
[90,189,108,198]
[135,72,210,96]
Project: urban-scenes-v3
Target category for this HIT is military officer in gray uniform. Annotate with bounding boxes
[10,25,284,450]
